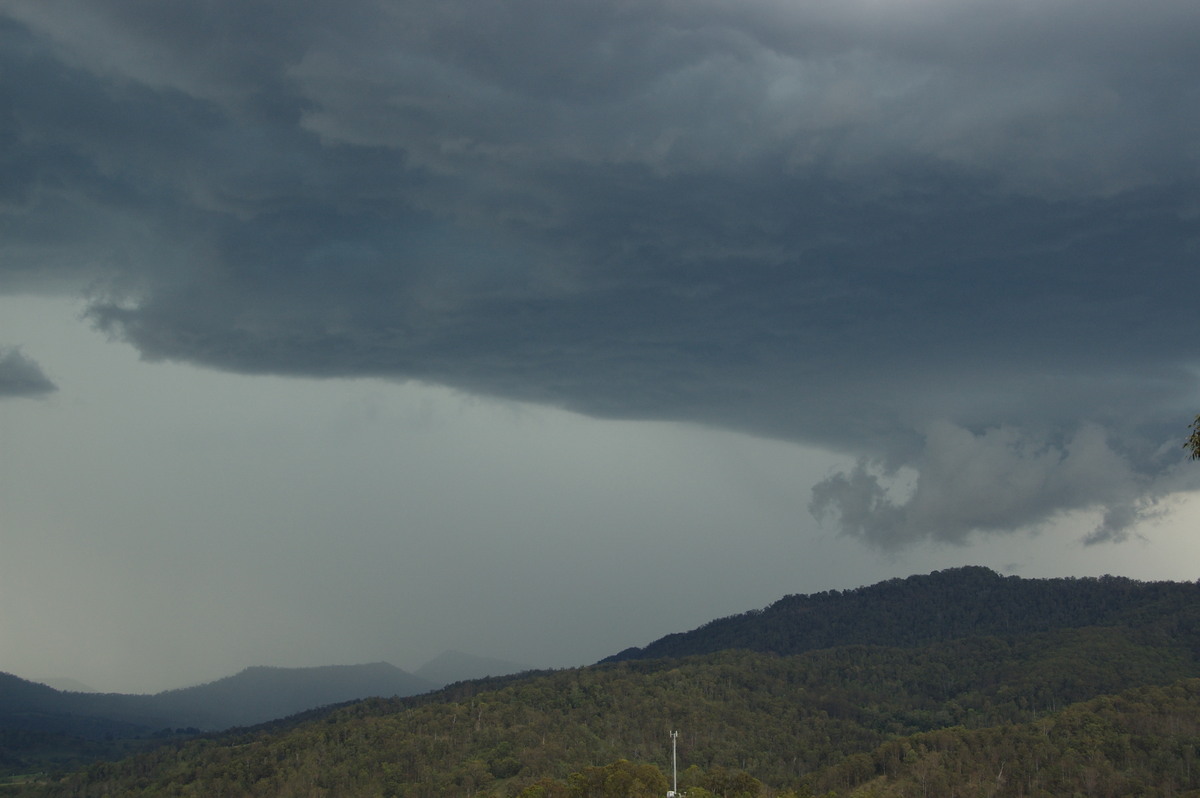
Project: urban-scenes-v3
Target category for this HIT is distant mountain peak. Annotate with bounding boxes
[415,650,532,687]
[124,662,436,730]
[36,676,97,693]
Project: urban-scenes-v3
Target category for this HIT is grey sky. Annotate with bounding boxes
[1,0,1198,692]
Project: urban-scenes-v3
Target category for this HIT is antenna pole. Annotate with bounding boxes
[670,730,679,796]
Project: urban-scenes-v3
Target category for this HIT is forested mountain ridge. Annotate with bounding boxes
[12,622,1200,796]
[603,565,1200,663]
[5,567,1199,796]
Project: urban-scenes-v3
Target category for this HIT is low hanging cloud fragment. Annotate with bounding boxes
[1,0,1199,548]
[809,422,1174,550]
[0,348,56,398]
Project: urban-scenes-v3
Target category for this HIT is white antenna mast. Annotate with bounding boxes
[668,730,679,797]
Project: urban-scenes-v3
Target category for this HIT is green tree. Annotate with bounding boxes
[569,760,668,798]
[519,776,572,798]
[1187,415,1200,460]
[702,765,763,798]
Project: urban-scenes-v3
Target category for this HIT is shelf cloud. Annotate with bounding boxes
[2,0,1198,547]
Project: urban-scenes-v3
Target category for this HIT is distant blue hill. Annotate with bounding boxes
[144,661,438,729]
[415,650,532,687]
[38,677,96,693]
[1,661,436,737]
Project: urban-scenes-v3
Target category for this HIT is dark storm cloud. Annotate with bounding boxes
[2,0,1198,546]
[0,347,55,397]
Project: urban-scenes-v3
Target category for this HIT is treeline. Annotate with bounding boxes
[10,622,1200,797]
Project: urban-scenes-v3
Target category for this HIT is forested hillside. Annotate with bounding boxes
[11,624,1200,796]
[0,673,169,777]
[5,568,1198,797]
[605,566,1200,662]
[810,679,1200,797]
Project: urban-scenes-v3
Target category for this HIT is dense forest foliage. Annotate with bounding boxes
[811,679,1200,797]
[4,568,1198,797]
